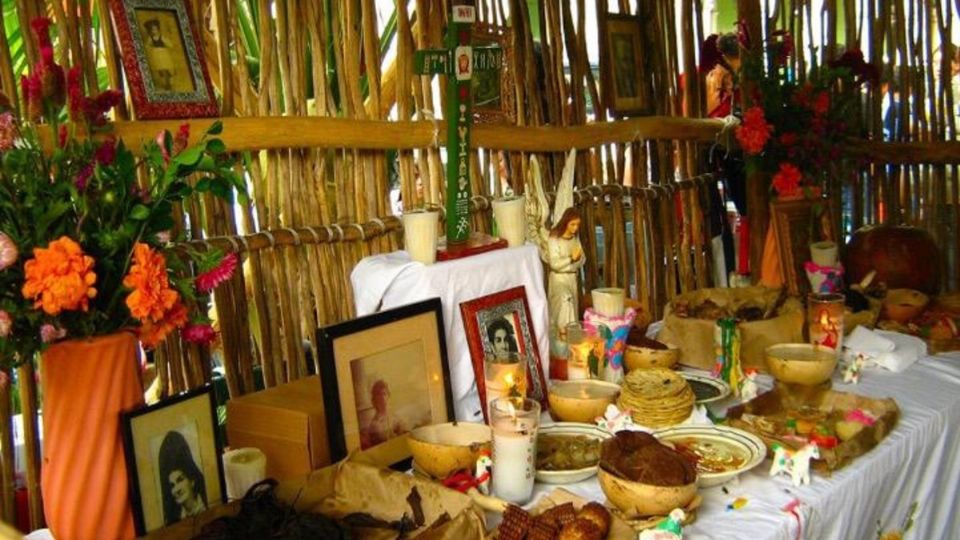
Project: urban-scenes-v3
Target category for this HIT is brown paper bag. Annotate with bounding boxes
[657,287,804,371]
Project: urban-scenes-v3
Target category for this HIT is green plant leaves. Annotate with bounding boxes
[130,204,150,220]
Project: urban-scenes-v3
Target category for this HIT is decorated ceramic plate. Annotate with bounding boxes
[680,372,731,405]
[535,423,612,484]
[654,425,766,487]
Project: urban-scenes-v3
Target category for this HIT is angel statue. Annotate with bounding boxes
[527,149,584,354]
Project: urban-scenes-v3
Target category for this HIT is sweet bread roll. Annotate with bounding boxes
[557,518,603,540]
[576,502,611,537]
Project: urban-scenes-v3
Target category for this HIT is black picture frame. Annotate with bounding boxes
[121,384,225,536]
[318,298,453,470]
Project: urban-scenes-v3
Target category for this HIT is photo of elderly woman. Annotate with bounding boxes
[156,428,207,525]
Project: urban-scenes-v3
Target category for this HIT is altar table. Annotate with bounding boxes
[351,245,549,422]
[531,352,960,540]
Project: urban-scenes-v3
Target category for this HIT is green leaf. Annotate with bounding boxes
[130,204,150,220]
[174,146,204,168]
[207,121,223,135]
[195,178,213,192]
[206,139,226,154]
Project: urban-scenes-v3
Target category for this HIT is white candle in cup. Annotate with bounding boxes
[810,241,838,267]
[484,354,526,418]
[591,287,626,317]
[403,208,439,264]
[492,195,526,247]
[490,397,540,504]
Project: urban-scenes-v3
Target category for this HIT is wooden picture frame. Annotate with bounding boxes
[460,286,548,422]
[770,197,837,296]
[318,298,453,468]
[109,0,219,119]
[472,23,516,124]
[599,11,651,117]
[121,385,225,536]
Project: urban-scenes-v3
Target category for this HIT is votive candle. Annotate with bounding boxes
[484,353,526,418]
[808,293,845,352]
[490,397,540,504]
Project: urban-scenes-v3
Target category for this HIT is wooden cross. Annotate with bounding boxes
[414,0,503,245]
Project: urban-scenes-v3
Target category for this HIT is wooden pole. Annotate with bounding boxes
[738,0,768,283]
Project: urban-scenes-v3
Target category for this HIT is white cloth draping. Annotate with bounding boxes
[528,352,960,540]
[351,245,549,422]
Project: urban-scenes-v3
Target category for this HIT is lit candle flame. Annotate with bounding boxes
[818,309,830,327]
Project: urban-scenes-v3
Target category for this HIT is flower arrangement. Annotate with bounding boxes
[733,24,879,199]
[0,18,246,367]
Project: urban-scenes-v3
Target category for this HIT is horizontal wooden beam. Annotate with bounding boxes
[39,115,725,155]
[850,140,960,164]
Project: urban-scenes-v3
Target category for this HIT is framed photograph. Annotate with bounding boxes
[121,385,225,536]
[770,197,837,296]
[472,23,516,124]
[318,298,453,468]
[109,0,219,119]
[460,286,548,422]
[599,11,651,117]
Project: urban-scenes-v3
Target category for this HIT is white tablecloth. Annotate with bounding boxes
[351,245,549,422]
[529,352,960,540]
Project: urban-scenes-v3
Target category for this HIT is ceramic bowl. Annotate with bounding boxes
[597,467,698,518]
[624,344,680,371]
[765,343,838,385]
[548,380,621,424]
[535,423,612,484]
[407,422,492,479]
[654,425,766,487]
[679,372,731,405]
[882,289,930,323]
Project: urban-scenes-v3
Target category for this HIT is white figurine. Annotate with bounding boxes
[739,368,759,402]
[474,450,493,495]
[527,150,584,350]
[842,354,865,384]
[770,443,820,486]
[596,404,637,433]
[638,508,685,540]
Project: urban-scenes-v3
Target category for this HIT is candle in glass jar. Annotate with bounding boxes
[490,397,540,504]
[565,322,605,380]
[808,293,845,351]
[484,353,526,417]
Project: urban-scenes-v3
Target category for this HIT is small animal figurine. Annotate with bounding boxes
[770,443,820,486]
[739,368,759,402]
[595,404,636,433]
[474,449,493,495]
[638,508,685,540]
[842,354,865,384]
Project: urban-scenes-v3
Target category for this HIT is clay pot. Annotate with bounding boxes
[597,467,698,518]
[844,225,941,295]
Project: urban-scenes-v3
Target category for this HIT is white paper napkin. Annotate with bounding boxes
[843,327,926,373]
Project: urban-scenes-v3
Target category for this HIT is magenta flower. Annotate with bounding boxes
[40,324,66,344]
[182,323,216,346]
[0,112,18,151]
[95,137,117,165]
[0,310,11,337]
[75,164,93,191]
[0,232,18,270]
[196,252,238,293]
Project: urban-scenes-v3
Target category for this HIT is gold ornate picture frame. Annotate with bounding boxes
[472,23,516,124]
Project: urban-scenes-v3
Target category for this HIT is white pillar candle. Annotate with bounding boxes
[222,447,266,501]
[490,398,540,504]
[810,241,838,267]
[492,195,526,247]
[591,288,626,317]
[403,209,439,264]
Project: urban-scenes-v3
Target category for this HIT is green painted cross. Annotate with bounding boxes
[414,1,503,244]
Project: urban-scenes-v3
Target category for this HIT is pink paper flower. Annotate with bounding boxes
[0,112,18,151]
[0,310,11,337]
[182,323,216,346]
[40,323,66,344]
[195,252,238,293]
[0,232,18,270]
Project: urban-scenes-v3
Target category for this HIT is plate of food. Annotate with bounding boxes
[653,425,766,487]
[536,423,611,484]
[680,372,731,405]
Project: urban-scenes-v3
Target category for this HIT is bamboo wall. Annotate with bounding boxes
[0,0,956,531]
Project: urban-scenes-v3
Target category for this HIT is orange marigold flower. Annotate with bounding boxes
[123,243,178,322]
[735,106,773,155]
[772,162,803,197]
[21,236,97,315]
[138,301,188,349]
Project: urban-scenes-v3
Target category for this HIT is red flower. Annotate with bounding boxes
[75,164,93,190]
[173,123,190,155]
[182,323,217,346]
[779,132,798,146]
[770,30,794,66]
[828,49,880,85]
[21,74,43,121]
[812,91,830,116]
[87,90,122,126]
[36,46,65,108]
[30,18,52,49]
[772,162,803,197]
[67,66,85,121]
[58,124,67,147]
[95,137,117,165]
[195,252,238,293]
[735,106,773,155]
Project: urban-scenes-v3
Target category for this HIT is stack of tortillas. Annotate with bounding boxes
[617,368,695,428]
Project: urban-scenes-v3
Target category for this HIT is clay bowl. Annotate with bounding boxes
[548,380,621,424]
[407,422,492,479]
[597,467,698,518]
[882,289,930,323]
[624,344,679,371]
[765,343,838,386]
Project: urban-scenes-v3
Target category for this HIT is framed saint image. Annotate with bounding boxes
[318,298,453,468]
[472,23,516,124]
[121,385,224,536]
[460,286,548,421]
[599,11,651,116]
[109,0,218,119]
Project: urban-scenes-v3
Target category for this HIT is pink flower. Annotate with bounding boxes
[40,324,66,344]
[0,232,18,270]
[0,112,18,151]
[182,323,216,346]
[195,252,238,293]
[0,310,11,337]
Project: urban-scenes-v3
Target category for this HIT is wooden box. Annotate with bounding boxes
[226,375,331,481]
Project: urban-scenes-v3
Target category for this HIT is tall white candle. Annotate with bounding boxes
[403,209,439,264]
[490,398,540,504]
[492,195,526,247]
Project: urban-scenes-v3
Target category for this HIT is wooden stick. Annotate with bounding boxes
[0,370,14,523]
[17,364,43,530]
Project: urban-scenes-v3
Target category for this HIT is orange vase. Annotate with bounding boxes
[41,332,144,540]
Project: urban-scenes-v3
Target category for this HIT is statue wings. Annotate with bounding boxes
[525,148,577,261]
